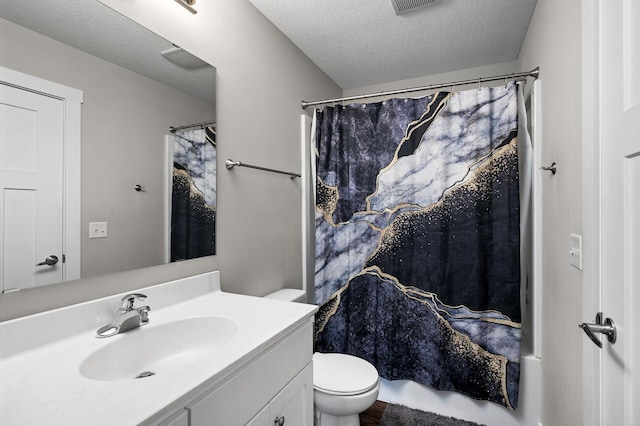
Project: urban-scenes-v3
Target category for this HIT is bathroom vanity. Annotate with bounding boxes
[0,272,317,425]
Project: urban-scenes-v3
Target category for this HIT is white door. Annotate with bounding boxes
[0,84,64,292]
[586,0,640,425]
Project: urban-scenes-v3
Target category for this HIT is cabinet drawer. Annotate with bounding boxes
[157,409,189,426]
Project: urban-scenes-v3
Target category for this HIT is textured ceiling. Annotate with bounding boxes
[247,0,538,89]
[0,0,215,103]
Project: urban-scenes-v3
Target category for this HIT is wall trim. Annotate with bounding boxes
[581,0,603,425]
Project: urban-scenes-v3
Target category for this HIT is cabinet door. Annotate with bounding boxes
[269,363,313,426]
[246,405,269,426]
[186,321,313,426]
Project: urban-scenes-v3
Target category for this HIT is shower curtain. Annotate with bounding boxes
[171,126,217,261]
[313,82,523,409]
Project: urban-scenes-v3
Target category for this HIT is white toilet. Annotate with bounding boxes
[312,352,380,426]
[265,289,380,426]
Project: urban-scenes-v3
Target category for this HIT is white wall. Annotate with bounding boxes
[0,17,215,278]
[0,0,341,320]
[517,0,584,424]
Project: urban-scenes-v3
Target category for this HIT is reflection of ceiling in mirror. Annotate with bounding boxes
[0,0,215,103]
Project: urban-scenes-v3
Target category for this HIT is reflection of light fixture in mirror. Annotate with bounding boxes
[161,45,208,69]
[175,0,197,14]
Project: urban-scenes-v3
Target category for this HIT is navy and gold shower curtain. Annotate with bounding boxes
[314,83,522,409]
[171,126,217,261]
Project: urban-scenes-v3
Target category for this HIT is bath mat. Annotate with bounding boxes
[380,403,485,426]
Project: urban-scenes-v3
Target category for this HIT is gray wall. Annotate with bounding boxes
[343,61,520,98]
[517,0,583,424]
[0,17,215,278]
[343,3,586,421]
[0,0,341,320]
[352,0,589,425]
[0,2,588,425]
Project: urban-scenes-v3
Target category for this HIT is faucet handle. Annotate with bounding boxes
[119,293,147,311]
[138,305,151,325]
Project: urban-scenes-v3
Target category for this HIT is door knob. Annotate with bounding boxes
[36,255,59,266]
[579,312,617,348]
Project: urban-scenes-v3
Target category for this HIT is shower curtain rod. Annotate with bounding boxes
[301,67,540,109]
[169,119,216,133]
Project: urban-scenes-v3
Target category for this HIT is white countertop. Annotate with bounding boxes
[0,275,316,425]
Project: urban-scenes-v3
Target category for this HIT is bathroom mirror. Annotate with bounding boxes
[0,0,216,293]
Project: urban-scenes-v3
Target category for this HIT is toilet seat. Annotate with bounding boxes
[313,352,379,396]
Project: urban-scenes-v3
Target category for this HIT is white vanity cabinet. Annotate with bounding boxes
[155,318,314,426]
[0,272,319,426]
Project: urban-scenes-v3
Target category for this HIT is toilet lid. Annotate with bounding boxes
[313,352,379,395]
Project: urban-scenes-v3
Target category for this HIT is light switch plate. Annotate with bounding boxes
[569,233,583,270]
[89,222,108,239]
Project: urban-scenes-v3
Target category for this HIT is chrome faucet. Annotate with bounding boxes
[96,293,150,338]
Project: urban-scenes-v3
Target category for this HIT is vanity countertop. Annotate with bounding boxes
[0,276,317,425]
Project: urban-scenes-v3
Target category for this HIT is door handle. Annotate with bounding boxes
[579,312,617,348]
[36,255,59,266]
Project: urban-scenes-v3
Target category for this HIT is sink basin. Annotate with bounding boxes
[79,316,237,381]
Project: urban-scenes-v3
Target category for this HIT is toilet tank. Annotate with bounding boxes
[264,289,306,303]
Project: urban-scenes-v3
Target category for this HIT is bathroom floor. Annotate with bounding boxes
[359,400,387,425]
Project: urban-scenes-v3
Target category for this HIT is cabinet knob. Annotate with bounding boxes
[274,416,285,426]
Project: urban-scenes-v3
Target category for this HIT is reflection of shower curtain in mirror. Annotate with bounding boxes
[313,83,523,409]
[171,126,216,260]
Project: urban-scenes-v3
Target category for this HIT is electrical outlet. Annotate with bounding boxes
[569,233,583,270]
[89,222,108,239]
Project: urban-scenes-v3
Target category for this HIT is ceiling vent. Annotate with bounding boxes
[390,0,441,15]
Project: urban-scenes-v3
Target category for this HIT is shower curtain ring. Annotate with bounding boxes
[478,78,482,91]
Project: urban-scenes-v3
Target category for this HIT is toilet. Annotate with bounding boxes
[265,289,380,426]
[312,352,380,426]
